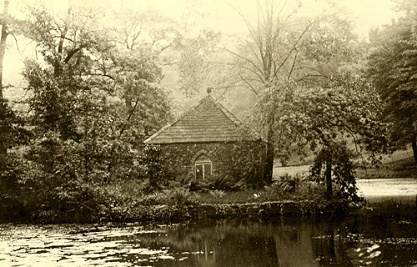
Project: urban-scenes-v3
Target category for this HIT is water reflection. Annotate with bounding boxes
[0,215,416,266]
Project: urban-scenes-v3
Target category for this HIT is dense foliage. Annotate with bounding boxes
[234,1,388,199]
[0,2,172,222]
[255,72,387,199]
[367,6,417,162]
[0,0,403,222]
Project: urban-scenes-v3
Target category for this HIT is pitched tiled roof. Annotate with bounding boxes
[144,95,262,144]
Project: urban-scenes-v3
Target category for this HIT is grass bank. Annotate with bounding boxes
[103,180,349,223]
[11,149,417,224]
[356,154,417,178]
[275,149,417,180]
[365,195,417,203]
[357,198,417,223]
[108,200,349,223]
[355,149,417,179]
[0,177,349,224]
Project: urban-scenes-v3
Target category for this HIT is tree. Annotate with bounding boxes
[20,2,170,183]
[0,0,9,155]
[226,0,316,183]
[0,97,30,152]
[0,0,9,99]
[0,0,21,155]
[257,72,387,199]
[229,0,387,197]
[367,8,417,163]
[177,30,228,96]
[227,0,363,183]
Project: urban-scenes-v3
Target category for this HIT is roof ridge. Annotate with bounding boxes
[170,95,213,127]
[212,98,242,126]
[144,95,213,144]
[211,97,265,141]
[143,94,264,144]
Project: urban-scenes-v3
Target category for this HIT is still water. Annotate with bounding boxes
[0,215,416,267]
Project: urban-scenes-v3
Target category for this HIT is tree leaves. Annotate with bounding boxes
[256,70,387,199]
[367,6,417,157]
[18,2,171,184]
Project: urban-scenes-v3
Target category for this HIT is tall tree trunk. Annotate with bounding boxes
[326,160,333,198]
[0,0,9,99]
[264,141,274,184]
[263,116,275,184]
[0,0,9,155]
[412,138,417,164]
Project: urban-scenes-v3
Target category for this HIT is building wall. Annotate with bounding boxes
[156,140,267,186]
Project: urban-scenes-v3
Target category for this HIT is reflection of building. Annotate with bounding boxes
[274,221,320,267]
[191,234,279,266]
[129,220,352,266]
[196,241,216,266]
[189,221,345,267]
[215,235,279,266]
[144,91,267,185]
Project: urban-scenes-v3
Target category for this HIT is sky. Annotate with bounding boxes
[104,0,399,37]
[336,0,398,36]
[9,0,397,36]
[3,0,399,95]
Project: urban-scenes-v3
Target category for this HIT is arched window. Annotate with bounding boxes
[195,154,212,180]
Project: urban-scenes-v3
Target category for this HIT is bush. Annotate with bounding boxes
[264,173,326,201]
[275,174,301,193]
[142,145,171,189]
[268,173,304,194]
[209,190,225,199]
[0,154,31,222]
[32,180,115,223]
[137,187,199,207]
[138,191,170,205]
[189,175,245,192]
[167,187,199,206]
[189,180,209,192]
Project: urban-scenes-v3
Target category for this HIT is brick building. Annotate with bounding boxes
[144,93,268,185]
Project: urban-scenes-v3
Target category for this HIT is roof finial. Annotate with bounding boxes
[207,87,212,95]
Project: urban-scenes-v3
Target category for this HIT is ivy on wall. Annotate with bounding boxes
[144,140,268,188]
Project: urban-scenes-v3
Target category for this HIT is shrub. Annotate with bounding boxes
[271,173,304,194]
[137,187,199,207]
[209,189,225,199]
[0,154,33,222]
[167,187,199,206]
[138,191,170,205]
[189,180,209,192]
[189,175,245,192]
[33,180,115,223]
[264,173,327,201]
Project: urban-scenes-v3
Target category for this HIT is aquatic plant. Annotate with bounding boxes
[210,190,225,199]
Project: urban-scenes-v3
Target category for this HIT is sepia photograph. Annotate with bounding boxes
[0,0,416,266]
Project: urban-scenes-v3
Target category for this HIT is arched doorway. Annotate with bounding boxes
[194,153,212,180]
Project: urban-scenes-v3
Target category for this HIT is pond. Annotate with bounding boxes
[1,213,417,267]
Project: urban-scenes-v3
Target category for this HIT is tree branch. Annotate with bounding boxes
[274,19,316,78]
[63,46,84,64]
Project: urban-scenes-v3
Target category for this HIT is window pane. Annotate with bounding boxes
[204,163,212,179]
[195,164,203,180]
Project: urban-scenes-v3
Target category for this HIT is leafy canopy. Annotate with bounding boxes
[367,9,417,150]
